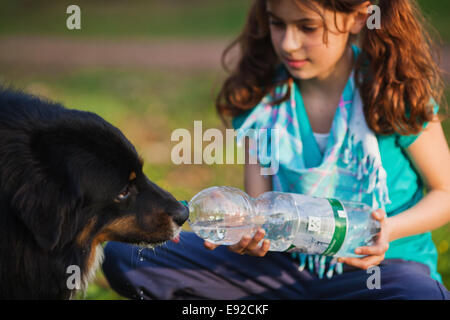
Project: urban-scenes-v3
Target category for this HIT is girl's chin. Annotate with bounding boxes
[286,68,316,80]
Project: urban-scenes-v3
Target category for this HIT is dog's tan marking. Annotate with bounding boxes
[77,217,97,246]
[102,216,141,236]
[85,216,139,280]
[85,214,174,285]
[129,171,136,181]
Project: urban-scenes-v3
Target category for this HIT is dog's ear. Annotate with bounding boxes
[6,130,84,251]
[11,177,75,251]
[2,117,82,251]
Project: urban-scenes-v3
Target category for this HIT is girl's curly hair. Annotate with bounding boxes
[215,0,447,135]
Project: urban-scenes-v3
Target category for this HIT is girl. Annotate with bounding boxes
[102,0,450,299]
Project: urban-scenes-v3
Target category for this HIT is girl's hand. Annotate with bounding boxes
[338,209,393,270]
[204,228,271,257]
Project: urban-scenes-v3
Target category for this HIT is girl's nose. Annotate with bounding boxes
[281,25,302,53]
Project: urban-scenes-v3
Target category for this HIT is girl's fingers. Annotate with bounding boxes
[228,229,269,256]
[245,229,266,251]
[228,235,252,253]
[372,209,386,221]
[339,254,384,270]
[257,239,271,257]
[355,242,389,256]
[246,239,271,257]
[355,210,389,256]
[245,229,270,257]
[203,241,219,250]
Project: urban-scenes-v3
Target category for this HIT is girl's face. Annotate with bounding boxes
[267,0,364,80]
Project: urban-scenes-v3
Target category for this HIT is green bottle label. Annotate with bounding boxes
[286,244,296,252]
[322,198,347,256]
[285,198,348,256]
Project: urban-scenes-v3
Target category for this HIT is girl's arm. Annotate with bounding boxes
[243,136,273,197]
[340,118,450,269]
[244,162,273,198]
[389,118,450,241]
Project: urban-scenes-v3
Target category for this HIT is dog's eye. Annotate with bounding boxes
[115,187,131,202]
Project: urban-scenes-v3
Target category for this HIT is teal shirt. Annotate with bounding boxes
[232,91,442,283]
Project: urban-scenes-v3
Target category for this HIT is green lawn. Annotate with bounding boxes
[0,0,448,42]
[416,0,450,43]
[0,0,251,40]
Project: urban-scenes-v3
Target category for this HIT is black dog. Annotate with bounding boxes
[0,88,189,299]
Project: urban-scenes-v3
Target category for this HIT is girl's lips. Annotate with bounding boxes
[285,58,308,69]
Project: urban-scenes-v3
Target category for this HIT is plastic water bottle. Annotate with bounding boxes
[185,186,381,257]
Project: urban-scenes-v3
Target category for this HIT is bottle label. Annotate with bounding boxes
[307,216,321,233]
[285,197,348,256]
[321,198,347,256]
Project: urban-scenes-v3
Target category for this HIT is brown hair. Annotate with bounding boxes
[215,0,447,135]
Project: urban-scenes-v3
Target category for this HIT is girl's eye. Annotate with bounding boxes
[269,19,284,28]
[116,187,131,202]
[301,26,317,33]
[269,19,316,33]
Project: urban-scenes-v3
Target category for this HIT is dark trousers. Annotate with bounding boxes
[102,231,449,300]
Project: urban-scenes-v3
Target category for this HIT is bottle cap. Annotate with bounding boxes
[179,200,189,208]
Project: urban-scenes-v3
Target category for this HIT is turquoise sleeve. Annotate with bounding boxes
[396,102,439,149]
[231,109,253,129]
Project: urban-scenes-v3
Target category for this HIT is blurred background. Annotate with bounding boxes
[0,0,448,299]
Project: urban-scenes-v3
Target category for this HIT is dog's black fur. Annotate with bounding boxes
[0,88,188,299]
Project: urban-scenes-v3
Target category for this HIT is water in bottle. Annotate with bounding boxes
[186,186,381,257]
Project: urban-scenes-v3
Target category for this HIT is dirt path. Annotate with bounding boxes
[0,35,448,80]
[0,36,231,72]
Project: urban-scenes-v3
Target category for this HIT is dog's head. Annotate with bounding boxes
[2,90,188,253]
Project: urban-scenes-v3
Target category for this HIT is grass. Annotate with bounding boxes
[0,0,252,40]
[416,0,450,43]
[0,0,448,42]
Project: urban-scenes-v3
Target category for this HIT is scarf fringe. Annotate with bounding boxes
[342,132,391,209]
[291,253,343,279]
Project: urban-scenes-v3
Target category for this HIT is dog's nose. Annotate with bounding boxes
[169,202,189,226]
